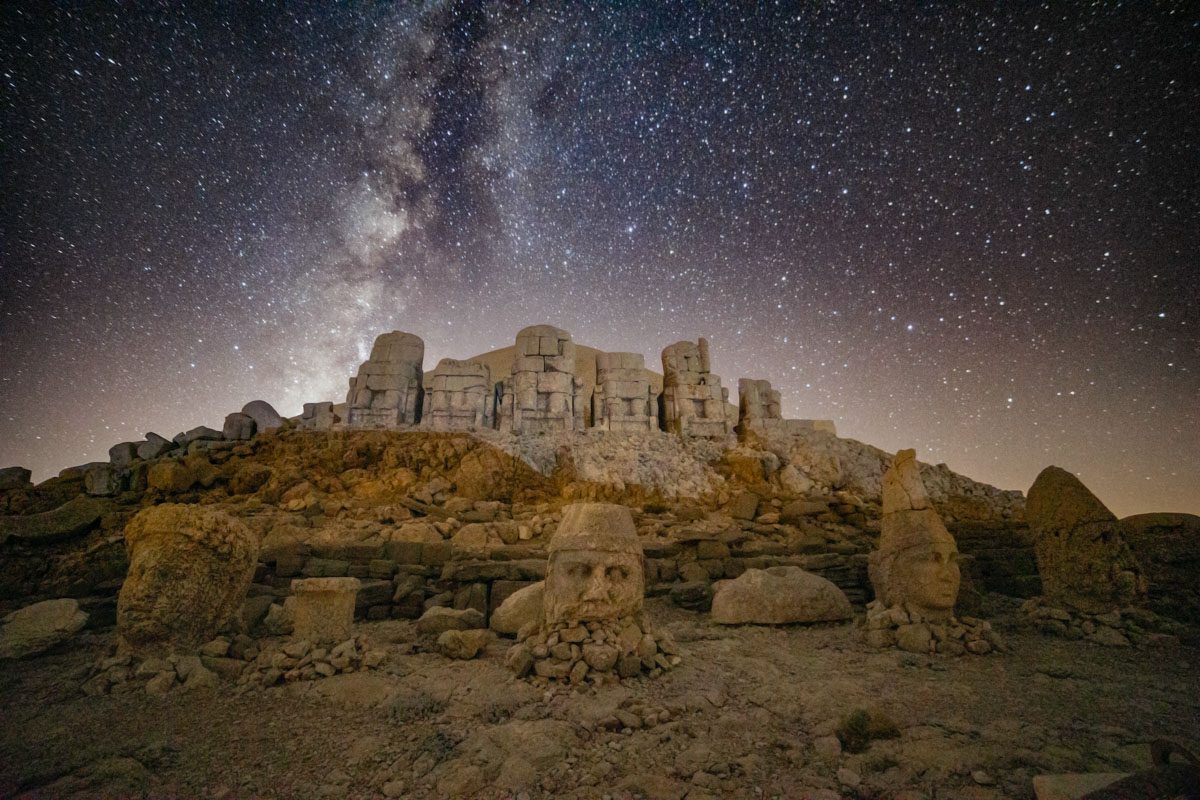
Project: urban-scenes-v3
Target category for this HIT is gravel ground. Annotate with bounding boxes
[2,600,1197,800]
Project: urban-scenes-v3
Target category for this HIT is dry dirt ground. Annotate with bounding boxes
[2,600,1197,800]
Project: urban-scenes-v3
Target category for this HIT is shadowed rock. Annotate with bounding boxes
[1027,466,1147,614]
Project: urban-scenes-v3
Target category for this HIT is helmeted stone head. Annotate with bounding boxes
[869,449,961,620]
[544,503,644,626]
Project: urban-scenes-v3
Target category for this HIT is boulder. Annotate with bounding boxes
[0,466,33,491]
[84,463,123,497]
[726,491,760,521]
[1027,466,1147,613]
[241,400,284,432]
[108,442,140,467]
[173,426,223,447]
[437,629,491,659]
[137,433,174,460]
[147,461,195,493]
[711,566,852,625]
[490,582,544,635]
[222,412,256,441]
[1121,512,1200,623]
[0,494,109,544]
[0,598,88,658]
[416,606,485,635]
[117,504,259,657]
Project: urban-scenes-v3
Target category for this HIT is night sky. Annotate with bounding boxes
[1,3,1196,517]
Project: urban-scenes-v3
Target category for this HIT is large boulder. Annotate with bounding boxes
[0,494,109,545]
[241,400,284,432]
[1121,512,1200,624]
[711,566,852,625]
[490,581,544,635]
[222,412,256,441]
[0,598,88,658]
[416,606,485,635]
[1026,466,1147,614]
[117,504,259,656]
[137,432,174,460]
[84,463,123,496]
[0,466,32,492]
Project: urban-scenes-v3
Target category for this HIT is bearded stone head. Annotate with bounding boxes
[544,503,644,626]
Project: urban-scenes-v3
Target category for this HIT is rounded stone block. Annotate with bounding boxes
[290,577,361,644]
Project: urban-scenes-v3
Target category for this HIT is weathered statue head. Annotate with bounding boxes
[870,449,961,621]
[873,519,961,618]
[544,503,644,626]
[118,504,258,656]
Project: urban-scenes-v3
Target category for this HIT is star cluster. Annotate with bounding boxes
[1,2,1196,515]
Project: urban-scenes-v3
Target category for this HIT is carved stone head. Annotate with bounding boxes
[875,520,961,618]
[544,503,644,626]
[869,449,961,620]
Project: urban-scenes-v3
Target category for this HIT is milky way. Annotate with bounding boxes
[1,3,1196,516]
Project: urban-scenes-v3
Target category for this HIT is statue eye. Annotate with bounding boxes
[607,566,628,580]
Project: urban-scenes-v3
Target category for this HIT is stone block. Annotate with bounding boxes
[290,577,360,644]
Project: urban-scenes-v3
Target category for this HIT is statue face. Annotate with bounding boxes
[893,541,960,613]
[545,550,643,626]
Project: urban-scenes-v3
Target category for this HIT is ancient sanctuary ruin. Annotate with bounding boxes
[0,322,1197,799]
[292,325,835,439]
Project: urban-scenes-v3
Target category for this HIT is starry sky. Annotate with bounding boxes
[1,2,1197,517]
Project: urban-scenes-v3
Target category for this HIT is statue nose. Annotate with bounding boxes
[583,570,608,600]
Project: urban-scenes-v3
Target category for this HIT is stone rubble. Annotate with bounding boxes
[506,616,681,685]
[80,633,387,696]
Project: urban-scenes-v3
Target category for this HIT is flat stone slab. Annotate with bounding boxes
[0,495,110,545]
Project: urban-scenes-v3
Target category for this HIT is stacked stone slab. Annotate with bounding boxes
[422,359,493,431]
[298,402,338,431]
[497,325,585,435]
[738,378,838,436]
[592,352,659,433]
[346,331,424,428]
[661,338,732,438]
[739,379,782,428]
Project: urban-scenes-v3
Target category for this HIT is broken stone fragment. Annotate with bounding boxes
[222,412,256,441]
[0,598,88,659]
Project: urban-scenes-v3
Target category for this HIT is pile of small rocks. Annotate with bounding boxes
[862,602,1003,656]
[235,634,387,689]
[1020,597,1182,647]
[595,697,677,733]
[505,616,681,685]
[80,633,387,696]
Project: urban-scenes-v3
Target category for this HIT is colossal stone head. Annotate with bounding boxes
[544,503,644,626]
[870,449,961,620]
[117,504,259,656]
